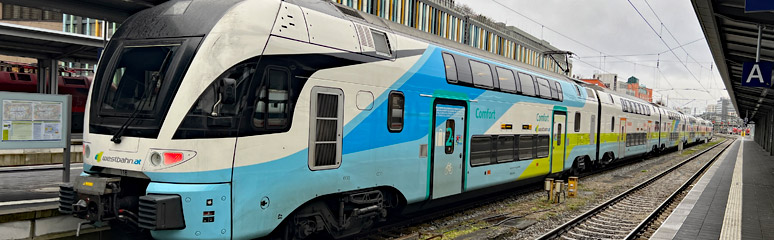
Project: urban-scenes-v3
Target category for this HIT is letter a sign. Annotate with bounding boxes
[741,61,773,88]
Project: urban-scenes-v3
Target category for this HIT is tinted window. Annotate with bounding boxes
[574,112,581,132]
[254,67,291,129]
[555,82,563,101]
[574,85,582,97]
[470,60,493,88]
[444,120,455,154]
[496,135,516,163]
[388,91,404,132]
[471,136,492,166]
[518,72,536,96]
[518,135,534,160]
[496,67,517,92]
[442,53,457,83]
[611,116,615,132]
[585,88,596,101]
[537,78,552,99]
[550,80,559,100]
[537,135,550,158]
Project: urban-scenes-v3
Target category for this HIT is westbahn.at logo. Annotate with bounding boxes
[95,152,142,165]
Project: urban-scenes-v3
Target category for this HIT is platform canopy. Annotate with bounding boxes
[0,0,168,23]
[692,0,774,122]
[0,22,105,63]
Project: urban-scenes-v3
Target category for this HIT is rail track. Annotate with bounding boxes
[356,139,727,240]
[536,138,733,240]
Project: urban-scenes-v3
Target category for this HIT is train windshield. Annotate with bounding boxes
[100,44,179,116]
[89,37,201,139]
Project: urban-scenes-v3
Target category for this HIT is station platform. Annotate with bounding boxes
[652,137,774,239]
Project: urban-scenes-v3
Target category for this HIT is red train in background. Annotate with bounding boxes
[0,61,92,133]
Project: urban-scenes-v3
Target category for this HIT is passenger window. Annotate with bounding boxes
[549,80,559,100]
[536,135,550,158]
[471,136,493,166]
[496,135,516,163]
[574,112,582,132]
[611,116,615,132]
[444,120,455,154]
[442,53,457,83]
[609,94,615,104]
[574,85,582,97]
[496,67,517,92]
[388,91,404,132]
[518,135,534,160]
[556,124,562,146]
[537,77,552,99]
[554,82,563,101]
[518,72,536,96]
[254,67,291,129]
[469,60,494,88]
[585,88,596,101]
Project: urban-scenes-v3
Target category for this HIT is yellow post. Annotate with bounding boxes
[568,177,578,197]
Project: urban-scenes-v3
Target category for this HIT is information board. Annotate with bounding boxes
[0,91,71,149]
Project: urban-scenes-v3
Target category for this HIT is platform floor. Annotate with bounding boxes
[653,137,774,239]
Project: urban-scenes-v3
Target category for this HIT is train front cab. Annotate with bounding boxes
[59,0,287,239]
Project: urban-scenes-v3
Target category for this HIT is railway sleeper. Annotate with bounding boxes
[594,213,638,225]
[578,222,631,235]
[567,225,622,239]
[585,218,632,231]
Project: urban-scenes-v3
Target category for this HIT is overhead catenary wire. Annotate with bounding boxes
[627,0,713,98]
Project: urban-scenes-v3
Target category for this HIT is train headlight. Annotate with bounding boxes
[83,144,91,159]
[150,152,162,166]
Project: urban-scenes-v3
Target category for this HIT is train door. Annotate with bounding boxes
[647,121,652,148]
[551,111,567,174]
[431,100,466,199]
[618,118,627,159]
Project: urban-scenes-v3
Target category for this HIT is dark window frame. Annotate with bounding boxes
[470,135,494,167]
[574,112,582,132]
[555,81,564,101]
[469,60,494,89]
[442,53,458,83]
[387,91,405,132]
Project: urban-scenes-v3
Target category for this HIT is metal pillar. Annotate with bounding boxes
[48,58,58,94]
[36,58,47,93]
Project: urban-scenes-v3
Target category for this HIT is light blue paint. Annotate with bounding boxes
[147,182,231,240]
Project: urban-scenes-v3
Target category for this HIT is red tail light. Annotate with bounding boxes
[164,152,184,165]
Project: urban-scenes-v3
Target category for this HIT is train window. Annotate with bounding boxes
[518,135,534,160]
[469,60,494,88]
[555,82,563,101]
[388,91,404,132]
[609,94,615,104]
[309,87,344,170]
[536,135,550,158]
[574,112,581,132]
[17,74,31,81]
[470,136,493,166]
[517,72,536,96]
[102,44,180,113]
[655,121,660,131]
[611,116,615,132]
[590,115,596,144]
[585,88,596,101]
[549,80,559,100]
[256,67,291,129]
[622,100,628,112]
[496,135,516,163]
[556,124,562,146]
[574,85,582,97]
[9,73,16,80]
[371,30,392,57]
[496,67,517,92]
[537,77,552,99]
[444,120,455,154]
[442,53,457,83]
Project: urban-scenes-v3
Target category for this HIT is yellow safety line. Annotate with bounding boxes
[720,137,744,239]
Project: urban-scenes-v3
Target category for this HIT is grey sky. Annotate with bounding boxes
[456,0,726,114]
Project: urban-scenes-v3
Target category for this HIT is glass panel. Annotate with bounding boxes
[497,136,515,162]
[496,67,517,92]
[444,120,455,154]
[267,69,289,128]
[442,53,457,82]
[518,135,533,160]
[518,73,536,96]
[537,135,550,158]
[388,92,404,131]
[537,78,552,99]
[101,44,179,114]
[470,136,492,166]
[470,60,493,87]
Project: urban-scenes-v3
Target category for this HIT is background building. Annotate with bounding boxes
[332,0,572,75]
[0,3,62,63]
[595,73,618,89]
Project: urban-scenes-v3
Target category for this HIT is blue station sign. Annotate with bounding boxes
[742,61,773,88]
[746,0,774,12]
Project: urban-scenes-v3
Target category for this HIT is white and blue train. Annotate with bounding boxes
[58,0,713,239]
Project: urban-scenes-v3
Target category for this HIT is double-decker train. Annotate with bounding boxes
[58,0,712,239]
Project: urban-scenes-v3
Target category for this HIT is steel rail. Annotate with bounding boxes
[536,138,730,240]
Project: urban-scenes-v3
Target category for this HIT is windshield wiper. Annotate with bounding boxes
[110,49,174,144]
